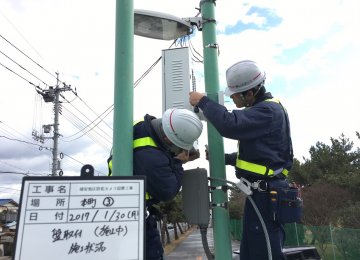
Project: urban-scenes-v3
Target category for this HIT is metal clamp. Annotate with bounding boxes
[210,202,228,209]
[209,185,228,192]
[236,178,268,195]
[251,180,268,192]
[205,43,219,49]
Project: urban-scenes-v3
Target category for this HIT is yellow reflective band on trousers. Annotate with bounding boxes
[235,159,288,177]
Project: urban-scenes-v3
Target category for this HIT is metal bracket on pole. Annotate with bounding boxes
[210,202,228,209]
[182,17,203,31]
[209,185,229,192]
[205,43,220,56]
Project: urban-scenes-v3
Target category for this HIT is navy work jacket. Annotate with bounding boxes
[198,92,293,180]
[132,114,184,205]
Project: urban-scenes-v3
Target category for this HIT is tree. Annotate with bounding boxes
[158,192,187,242]
[302,182,351,226]
[291,133,360,228]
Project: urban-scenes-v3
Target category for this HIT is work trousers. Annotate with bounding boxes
[240,178,288,260]
[146,215,164,260]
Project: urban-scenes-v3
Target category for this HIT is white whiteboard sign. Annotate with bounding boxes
[14,176,145,260]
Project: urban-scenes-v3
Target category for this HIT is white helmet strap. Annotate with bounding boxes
[253,82,265,97]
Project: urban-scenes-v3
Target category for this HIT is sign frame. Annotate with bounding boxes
[13,175,146,260]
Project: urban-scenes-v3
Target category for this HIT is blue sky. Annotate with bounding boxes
[0,0,359,202]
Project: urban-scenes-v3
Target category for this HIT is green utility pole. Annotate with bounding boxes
[200,1,233,259]
[112,0,134,176]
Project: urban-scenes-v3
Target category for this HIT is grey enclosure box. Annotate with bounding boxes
[182,168,210,226]
[162,47,192,113]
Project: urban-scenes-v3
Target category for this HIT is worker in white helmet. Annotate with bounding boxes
[190,60,300,260]
[108,108,203,260]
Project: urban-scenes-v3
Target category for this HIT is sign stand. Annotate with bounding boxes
[13,165,146,260]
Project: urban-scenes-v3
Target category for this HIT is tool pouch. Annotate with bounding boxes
[268,185,303,223]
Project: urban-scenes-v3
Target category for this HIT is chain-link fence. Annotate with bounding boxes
[230,219,360,260]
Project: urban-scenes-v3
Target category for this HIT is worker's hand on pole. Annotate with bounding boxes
[189,91,205,106]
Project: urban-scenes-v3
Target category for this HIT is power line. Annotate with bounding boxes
[0,61,43,92]
[0,171,46,176]
[0,49,49,86]
[0,9,44,59]
[0,33,57,80]
[0,135,51,151]
[0,134,106,176]
[62,103,113,141]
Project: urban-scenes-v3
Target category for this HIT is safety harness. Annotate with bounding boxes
[235,98,293,179]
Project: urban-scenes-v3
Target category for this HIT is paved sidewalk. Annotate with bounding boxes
[165,227,240,260]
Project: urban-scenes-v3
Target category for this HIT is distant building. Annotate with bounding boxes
[0,199,18,224]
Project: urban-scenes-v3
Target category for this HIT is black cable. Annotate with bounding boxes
[0,61,43,92]
[0,33,57,80]
[0,135,51,151]
[61,95,113,139]
[0,49,49,86]
[60,105,112,147]
[60,109,112,151]
[0,171,47,176]
[61,106,112,145]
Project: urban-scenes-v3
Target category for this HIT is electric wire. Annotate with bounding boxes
[60,110,112,152]
[189,39,203,63]
[0,160,29,173]
[0,135,52,151]
[0,33,57,81]
[1,24,203,180]
[60,105,112,150]
[0,121,34,143]
[59,151,106,176]
[64,90,113,130]
[0,30,111,177]
[0,133,106,176]
[0,10,44,59]
[0,171,47,176]
[62,106,113,143]
[61,94,112,140]
[0,61,43,92]
[0,49,49,86]
[61,39,178,142]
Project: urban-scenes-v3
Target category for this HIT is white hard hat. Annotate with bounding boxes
[162,108,203,150]
[225,60,266,96]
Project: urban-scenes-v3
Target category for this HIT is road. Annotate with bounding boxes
[165,227,240,260]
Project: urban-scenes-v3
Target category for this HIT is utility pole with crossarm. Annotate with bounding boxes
[37,72,71,176]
